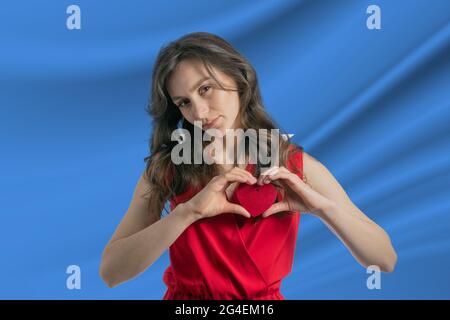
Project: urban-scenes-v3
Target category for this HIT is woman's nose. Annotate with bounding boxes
[190,100,209,121]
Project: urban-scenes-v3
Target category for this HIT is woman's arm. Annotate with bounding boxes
[302,151,397,272]
[99,173,197,288]
[100,167,253,288]
[260,150,397,272]
[317,200,397,272]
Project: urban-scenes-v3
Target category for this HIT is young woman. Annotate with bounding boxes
[99,32,397,299]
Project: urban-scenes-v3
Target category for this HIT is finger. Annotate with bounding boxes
[260,169,288,186]
[262,201,290,218]
[213,174,245,191]
[222,174,249,189]
[260,166,279,176]
[225,172,256,185]
[235,170,257,184]
[266,171,301,190]
[258,166,279,185]
[230,167,257,182]
[224,202,251,218]
[216,173,254,192]
[276,167,307,185]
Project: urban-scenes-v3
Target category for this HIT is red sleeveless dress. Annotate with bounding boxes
[162,146,304,300]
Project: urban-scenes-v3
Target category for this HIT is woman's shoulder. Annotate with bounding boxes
[285,143,304,175]
[290,145,327,187]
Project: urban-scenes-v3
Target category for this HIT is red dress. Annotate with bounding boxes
[162,146,304,300]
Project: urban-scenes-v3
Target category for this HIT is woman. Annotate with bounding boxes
[99,32,397,299]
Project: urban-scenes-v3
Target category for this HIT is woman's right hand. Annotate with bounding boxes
[185,167,257,220]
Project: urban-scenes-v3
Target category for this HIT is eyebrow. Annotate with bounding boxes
[171,76,211,102]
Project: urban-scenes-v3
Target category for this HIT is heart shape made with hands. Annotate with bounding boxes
[234,182,280,218]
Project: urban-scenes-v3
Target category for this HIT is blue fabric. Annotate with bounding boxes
[0,0,449,299]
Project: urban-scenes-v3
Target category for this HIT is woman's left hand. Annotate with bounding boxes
[257,166,335,218]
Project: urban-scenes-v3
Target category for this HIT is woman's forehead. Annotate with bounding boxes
[167,60,210,95]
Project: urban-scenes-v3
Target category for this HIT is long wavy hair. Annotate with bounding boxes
[143,32,301,218]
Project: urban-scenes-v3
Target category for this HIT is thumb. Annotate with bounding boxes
[262,201,290,218]
[223,202,251,218]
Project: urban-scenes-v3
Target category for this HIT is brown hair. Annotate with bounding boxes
[143,32,300,218]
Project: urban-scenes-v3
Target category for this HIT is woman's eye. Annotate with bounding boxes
[199,85,211,95]
[178,100,189,108]
[176,85,211,108]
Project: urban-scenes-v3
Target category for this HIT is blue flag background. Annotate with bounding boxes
[0,0,449,299]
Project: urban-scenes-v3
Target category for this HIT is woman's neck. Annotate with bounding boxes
[210,130,251,174]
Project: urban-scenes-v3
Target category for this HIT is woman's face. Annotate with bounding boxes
[167,59,241,135]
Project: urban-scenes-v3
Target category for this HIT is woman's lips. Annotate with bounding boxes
[203,116,221,130]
